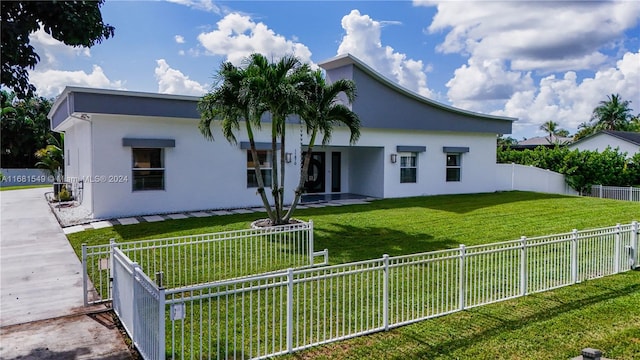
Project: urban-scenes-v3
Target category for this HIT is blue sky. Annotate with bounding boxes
[28,0,640,139]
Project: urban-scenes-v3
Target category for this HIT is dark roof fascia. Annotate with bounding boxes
[319,53,517,125]
[49,86,202,130]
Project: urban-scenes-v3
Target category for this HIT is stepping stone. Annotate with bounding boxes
[211,210,234,216]
[91,221,113,229]
[63,225,85,234]
[189,211,211,218]
[295,205,309,209]
[231,209,254,214]
[166,213,188,220]
[333,200,369,205]
[143,215,165,222]
[305,203,326,208]
[117,217,140,225]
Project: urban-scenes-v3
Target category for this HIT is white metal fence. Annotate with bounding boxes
[82,221,326,305]
[589,185,640,202]
[111,221,638,359]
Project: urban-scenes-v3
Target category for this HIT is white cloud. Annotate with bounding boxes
[154,59,207,96]
[337,9,433,98]
[175,35,185,44]
[420,0,640,72]
[197,13,313,66]
[29,28,91,69]
[493,51,640,137]
[166,0,220,14]
[414,0,640,138]
[29,66,124,97]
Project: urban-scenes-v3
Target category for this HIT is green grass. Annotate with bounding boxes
[65,191,640,359]
[0,184,51,191]
[68,191,639,265]
[281,270,640,360]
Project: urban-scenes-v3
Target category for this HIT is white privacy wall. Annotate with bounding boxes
[495,163,577,195]
[89,115,300,219]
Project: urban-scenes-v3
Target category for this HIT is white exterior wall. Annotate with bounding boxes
[87,114,299,219]
[61,119,93,215]
[309,128,499,198]
[569,133,639,157]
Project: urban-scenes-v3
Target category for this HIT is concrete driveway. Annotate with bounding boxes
[0,187,132,359]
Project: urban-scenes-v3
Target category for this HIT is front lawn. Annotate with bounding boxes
[65,191,640,359]
[67,191,639,265]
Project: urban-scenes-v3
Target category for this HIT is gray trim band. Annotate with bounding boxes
[396,145,426,153]
[122,138,175,147]
[443,146,469,153]
[240,142,281,150]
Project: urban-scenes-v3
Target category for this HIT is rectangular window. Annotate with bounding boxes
[446,153,461,182]
[247,150,272,188]
[132,148,164,191]
[400,152,417,183]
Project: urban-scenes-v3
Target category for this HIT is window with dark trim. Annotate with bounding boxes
[400,152,417,183]
[446,153,461,182]
[247,150,272,188]
[132,148,165,191]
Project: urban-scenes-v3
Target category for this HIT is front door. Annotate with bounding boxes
[303,152,325,193]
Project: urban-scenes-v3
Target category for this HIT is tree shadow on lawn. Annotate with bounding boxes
[314,223,459,263]
[389,277,640,359]
[374,191,574,215]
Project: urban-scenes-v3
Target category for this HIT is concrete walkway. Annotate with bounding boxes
[0,188,132,359]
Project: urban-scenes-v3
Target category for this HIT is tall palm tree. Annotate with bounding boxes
[199,53,312,225]
[198,60,275,220]
[243,53,311,223]
[539,120,558,139]
[591,94,633,131]
[284,70,361,222]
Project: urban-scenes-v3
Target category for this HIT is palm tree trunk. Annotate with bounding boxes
[284,129,317,222]
[271,120,282,224]
[246,120,275,222]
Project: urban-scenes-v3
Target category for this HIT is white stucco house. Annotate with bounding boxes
[48,54,516,219]
[568,130,640,157]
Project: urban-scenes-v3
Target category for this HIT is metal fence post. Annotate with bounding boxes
[459,245,466,310]
[632,221,638,269]
[520,236,527,296]
[614,224,621,274]
[286,268,294,353]
[308,220,314,266]
[131,262,140,346]
[599,185,603,198]
[109,238,117,280]
[382,254,389,331]
[82,244,88,306]
[158,287,165,360]
[630,186,634,202]
[571,229,578,283]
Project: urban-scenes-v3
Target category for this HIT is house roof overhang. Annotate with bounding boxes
[319,53,516,135]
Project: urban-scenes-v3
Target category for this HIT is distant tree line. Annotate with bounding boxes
[498,146,640,194]
[1,90,58,168]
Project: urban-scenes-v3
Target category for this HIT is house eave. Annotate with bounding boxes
[319,53,517,124]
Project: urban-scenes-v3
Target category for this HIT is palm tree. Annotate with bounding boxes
[198,60,275,220]
[591,94,633,131]
[199,53,312,225]
[283,69,361,222]
[242,54,311,223]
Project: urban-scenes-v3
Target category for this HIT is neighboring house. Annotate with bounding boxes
[512,135,572,150]
[568,130,640,157]
[48,53,515,219]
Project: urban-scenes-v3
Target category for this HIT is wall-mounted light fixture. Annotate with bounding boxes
[390,153,397,163]
[285,152,292,163]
